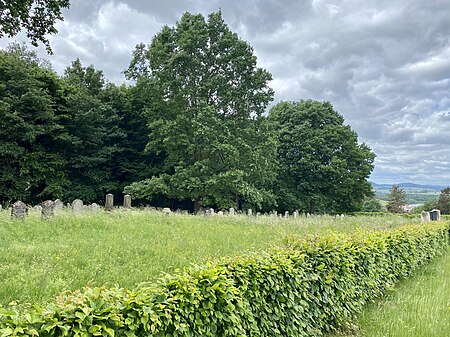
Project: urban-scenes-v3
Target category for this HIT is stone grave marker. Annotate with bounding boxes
[247,209,252,217]
[11,201,27,220]
[229,207,235,216]
[123,195,132,209]
[105,194,114,211]
[41,200,55,218]
[72,199,83,214]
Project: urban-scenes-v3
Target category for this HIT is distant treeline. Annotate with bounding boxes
[0,12,375,213]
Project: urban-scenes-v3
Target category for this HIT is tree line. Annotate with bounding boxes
[0,12,375,213]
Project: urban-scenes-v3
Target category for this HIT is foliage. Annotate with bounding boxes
[124,11,276,211]
[437,187,450,214]
[269,100,375,214]
[0,220,447,337]
[0,46,70,204]
[386,184,406,213]
[362,198,385,212]
[412,198,438,214]
[0,0,70,53]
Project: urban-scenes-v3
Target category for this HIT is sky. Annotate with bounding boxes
[2,0,450,186]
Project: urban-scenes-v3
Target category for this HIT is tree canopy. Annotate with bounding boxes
[437,187,450,214]
[269,100,375,214]
[124,11,276,211]
[0,0,70,53]
[0,12,377,213]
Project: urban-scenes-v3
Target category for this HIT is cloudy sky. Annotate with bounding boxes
[2,0,450,186]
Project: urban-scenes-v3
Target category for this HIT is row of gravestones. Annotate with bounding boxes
[421,209,441,222]
[8,194,133,220]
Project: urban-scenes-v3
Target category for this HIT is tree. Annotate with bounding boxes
[362,198,385,212]
[124,11,276,211]
[0,46,69,204]
[61,59,124,202]
[0,0,70,53]
[412,198,438,214]
[386,185,406,213]
[437,187,450,214]
[269,100,375,214]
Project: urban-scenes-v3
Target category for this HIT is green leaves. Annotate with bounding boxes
[1,221,447,337]
[125,11,276,211]
[269,100,375,213]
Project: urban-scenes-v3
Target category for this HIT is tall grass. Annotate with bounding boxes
[0,209,417,306]
[332,248,450,337]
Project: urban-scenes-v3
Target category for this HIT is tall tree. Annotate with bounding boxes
[269,100,375,214]
[62,59,124,202]
[386,184,406,213]
[437,187,450,214]
[0,46,69,204]
[0,0,70,53]
[124,11,276,211]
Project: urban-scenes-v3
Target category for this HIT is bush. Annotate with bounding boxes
[0,222,448,337]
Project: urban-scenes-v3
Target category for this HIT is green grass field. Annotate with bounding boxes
[0,209,416,306]
[334,249,450,337]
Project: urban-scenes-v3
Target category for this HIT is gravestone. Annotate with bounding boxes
[293,210,298,218]
[41,200,55,218]
[284,211,289,218]
[429,209,441,221]
[217,211,224,216]
[11,201,27,220]
[247,209,252,217]
[105,194,114,211]
[229,208,235,216]
[90,203,100,212]
[210,208,215,216]
[420,211,430,222]
[72,199,83,214]
[123,195,132,209]
[0,204,2,212]
[256,212,261,217]
[32,205,42,213]
[54,199,64,213]
[162,207,171,215]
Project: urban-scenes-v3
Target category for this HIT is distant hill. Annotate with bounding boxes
[370,182,446,191]
[370,181,446,204]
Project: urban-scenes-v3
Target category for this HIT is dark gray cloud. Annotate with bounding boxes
[1,0,449,185]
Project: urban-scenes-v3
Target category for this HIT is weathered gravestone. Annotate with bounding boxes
[90,203,100,212]
[229,207,235,216]
[247,209,252,217]
[420,211,430,222]
[54,199,64,213]
[293,210,298,218]
[217,211,224,216]
[41,200,55,218]
[429,209,441,221]
[72,199,83,214]
[105,194,114,211]
[123,195,132,209]
[284,211,289,218]
[11,201,27,220]
[162,207,171,215]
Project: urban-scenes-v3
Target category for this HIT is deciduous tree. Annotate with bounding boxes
[269,100,375,213]
[124,11,276,211]
[437,187,450,214]
[0,0,70,53]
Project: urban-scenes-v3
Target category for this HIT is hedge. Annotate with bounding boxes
[0,222,448,337]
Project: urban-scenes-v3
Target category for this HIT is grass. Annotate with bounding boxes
[333,248,450,337]
[0,209,417,306]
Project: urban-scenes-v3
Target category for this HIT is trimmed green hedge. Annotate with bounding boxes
[0,222,448,337]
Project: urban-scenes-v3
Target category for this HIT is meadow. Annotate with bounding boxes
[0,209,417,306]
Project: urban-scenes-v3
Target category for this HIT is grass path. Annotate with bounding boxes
[335,248,450,337]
